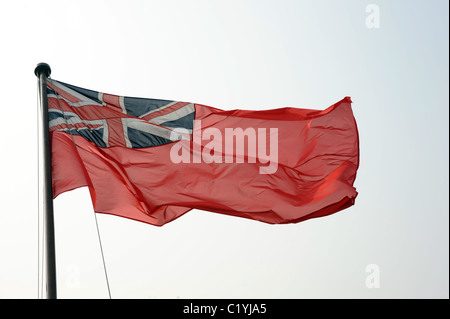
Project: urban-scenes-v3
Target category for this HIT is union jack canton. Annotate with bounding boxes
[47,79,194,148]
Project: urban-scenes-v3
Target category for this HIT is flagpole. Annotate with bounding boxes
[35,63,57,299]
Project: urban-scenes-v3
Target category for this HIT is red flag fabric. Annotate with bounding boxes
[48,79,359,226]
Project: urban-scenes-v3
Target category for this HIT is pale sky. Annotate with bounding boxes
[0,0,448,298]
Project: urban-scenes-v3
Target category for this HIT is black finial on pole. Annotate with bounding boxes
[34,62,51,78]
[35,62,57,299]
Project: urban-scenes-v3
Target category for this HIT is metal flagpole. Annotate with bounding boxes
[35,63,57,299]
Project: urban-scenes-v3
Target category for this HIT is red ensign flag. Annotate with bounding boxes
[48,79,359,226]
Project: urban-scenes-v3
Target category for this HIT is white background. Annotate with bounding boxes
[0,0,448,298]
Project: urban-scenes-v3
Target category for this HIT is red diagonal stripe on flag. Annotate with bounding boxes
[47,81,83,103]
[141,102,189,121]
[48,97,124,121]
